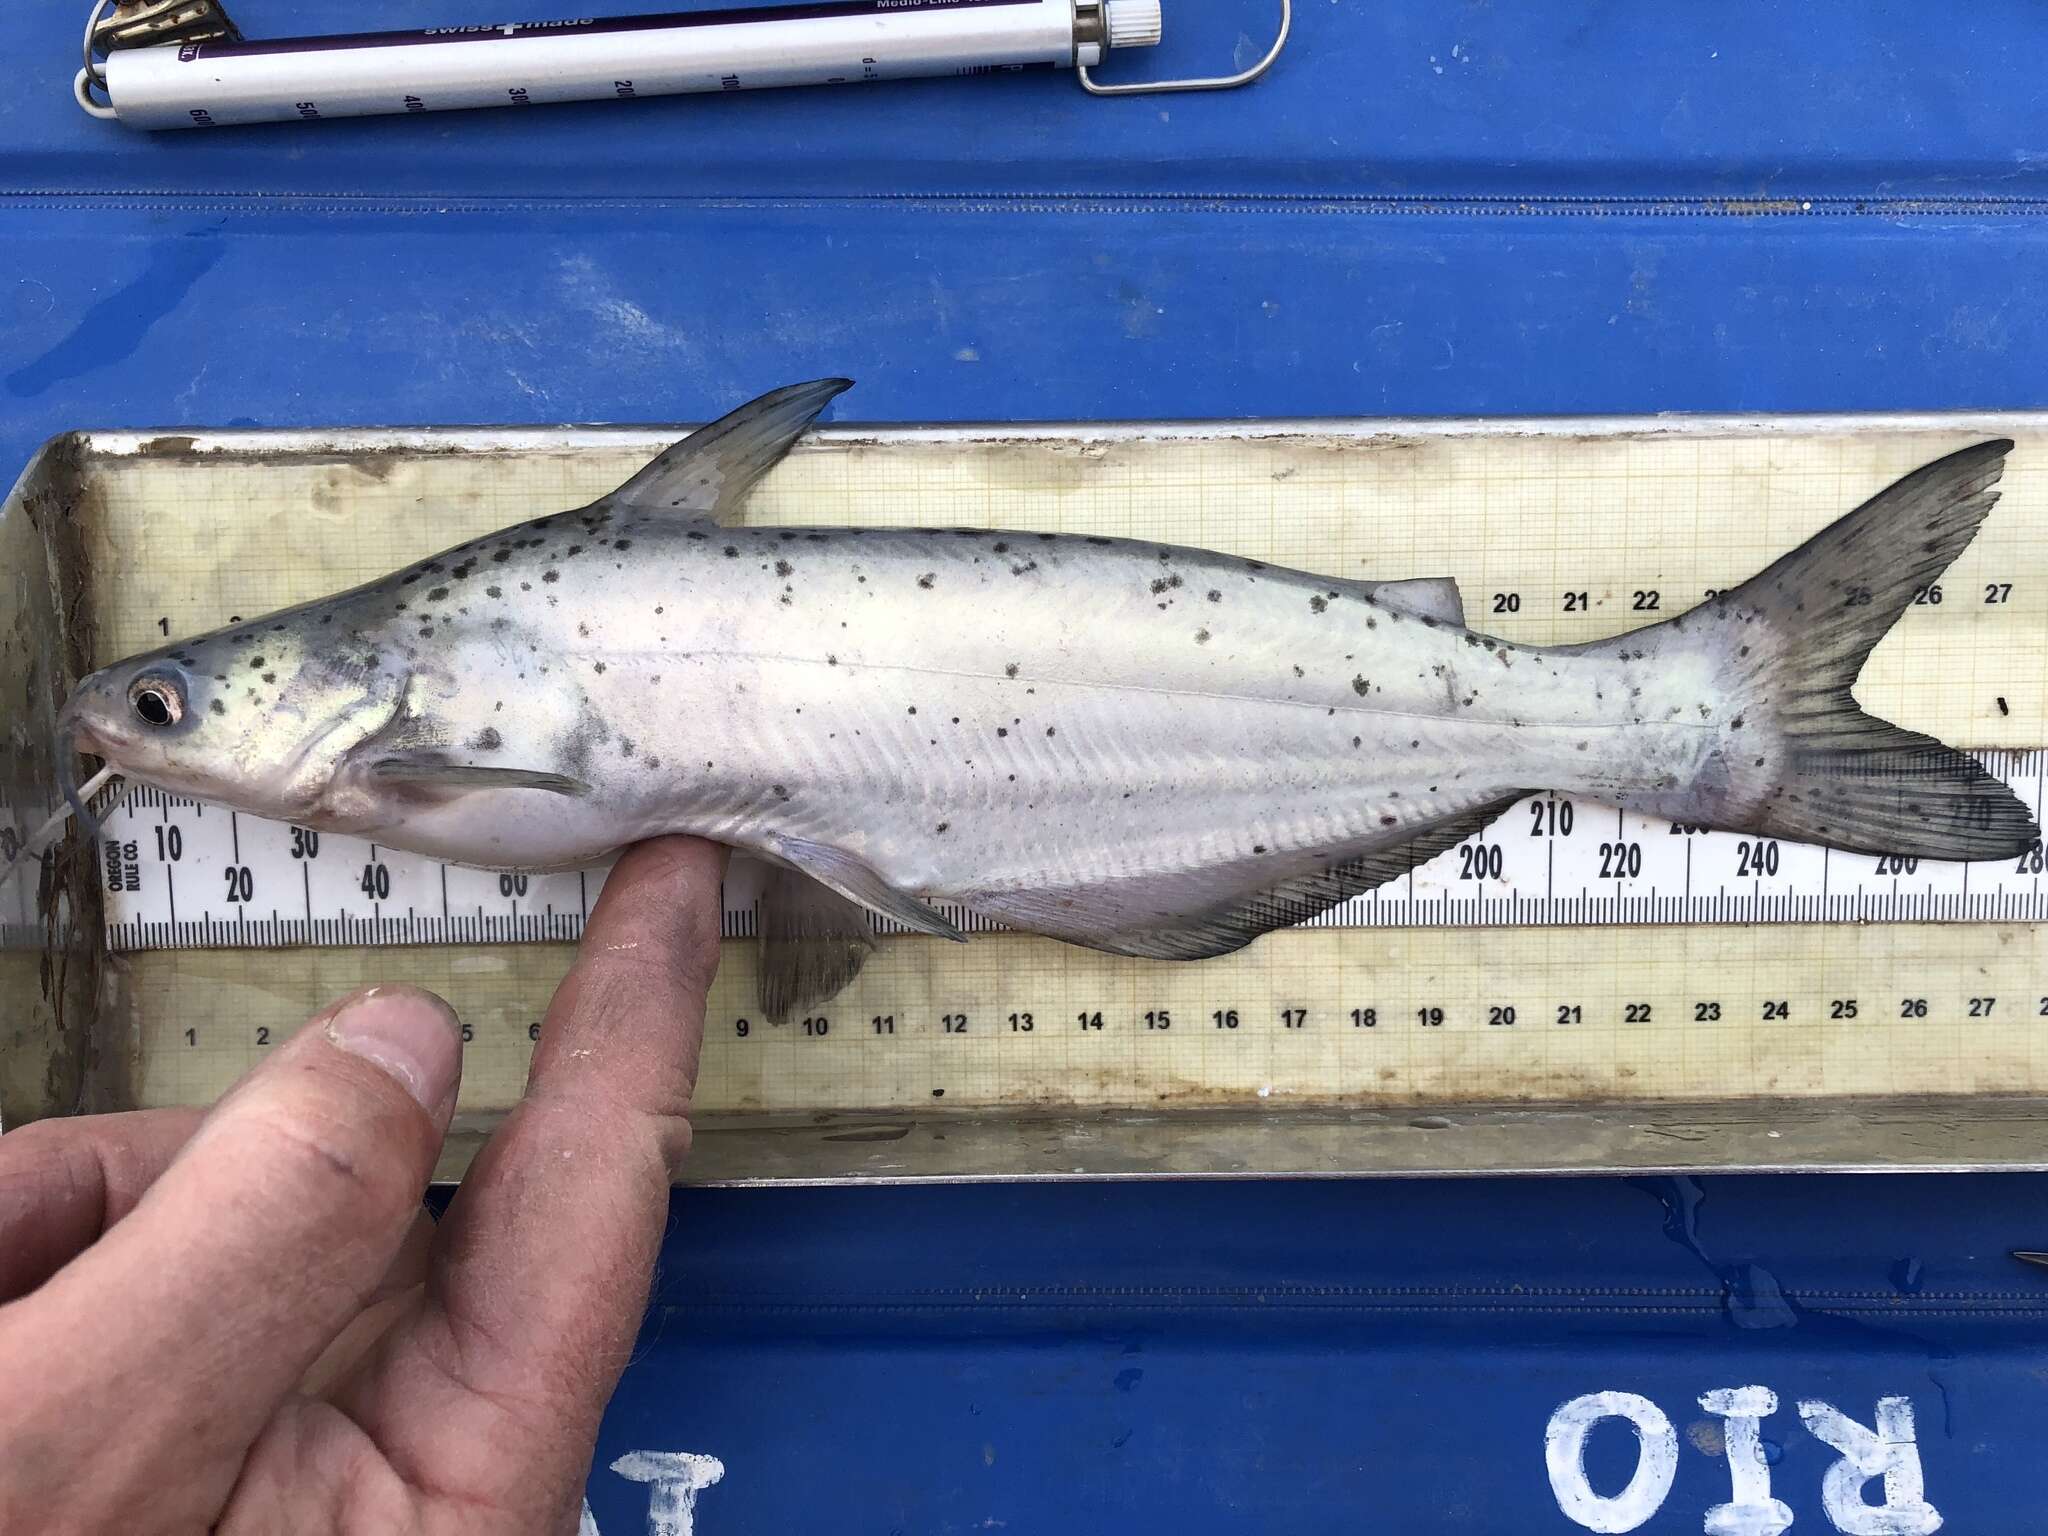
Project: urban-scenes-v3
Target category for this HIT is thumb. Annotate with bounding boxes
[0,984,462,1528]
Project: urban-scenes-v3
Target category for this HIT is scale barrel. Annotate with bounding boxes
[96,0,1159,129]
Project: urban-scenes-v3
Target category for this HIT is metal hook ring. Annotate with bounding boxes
[74,66,119,119]
[80,0,117,83]
[1076,0,1289,95]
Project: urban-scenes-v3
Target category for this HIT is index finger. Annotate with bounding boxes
[350,836,726,1493]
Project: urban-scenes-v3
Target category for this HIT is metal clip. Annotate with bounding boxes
[76,0,242,118]
[1075,0,1288,95]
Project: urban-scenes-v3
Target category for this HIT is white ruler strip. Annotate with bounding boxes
[70,750,2048,951]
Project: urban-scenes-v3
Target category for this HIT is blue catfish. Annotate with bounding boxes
[59,381,2037,1018]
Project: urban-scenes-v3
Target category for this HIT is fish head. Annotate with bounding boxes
[60,617,409,820]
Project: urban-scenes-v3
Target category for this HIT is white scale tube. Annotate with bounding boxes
[93,0,1164,129]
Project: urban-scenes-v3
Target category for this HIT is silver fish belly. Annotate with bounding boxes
[59,381,2041,1018]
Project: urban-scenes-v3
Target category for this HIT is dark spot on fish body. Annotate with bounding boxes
[578,622,591,638]
[775,560,793,578]
[1292,665,1304,678]
[908,706,917,715]
[1365,617,1377,629]
[486,586,502,599]
[1195,629,1211,644]
[1005,663,1020,678]
[1380,815,1399,827]
[542,571,559,585]
[918,573,936,589]
[1253,844,1267,854]
[261,672,275,683]
[209,699,225,716]
[452,560,476,579]
[1352,675,1370,696]
[1046,726,1056,737]
[1309,596,1328,614]
[994,541,1010,554]
[594,662,607,674]
[724,545,739,558]
[828,654,838,666]
[470,727,503,751]
[935,822,949,834]
[773,784,790,799]
[403,573,421,585]
[248,655,265,669]
[1353,736,1362,747]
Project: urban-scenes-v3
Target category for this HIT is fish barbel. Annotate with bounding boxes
[58,382,2038,1018]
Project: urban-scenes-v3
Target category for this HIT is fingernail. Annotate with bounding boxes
[326,986,464,1113]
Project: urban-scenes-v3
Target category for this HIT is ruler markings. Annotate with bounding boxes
[67,749,2048,953]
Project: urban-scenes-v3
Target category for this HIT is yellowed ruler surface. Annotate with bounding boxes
[55,418,2048,1118]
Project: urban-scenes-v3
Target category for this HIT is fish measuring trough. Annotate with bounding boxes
[7,412,2048,1184]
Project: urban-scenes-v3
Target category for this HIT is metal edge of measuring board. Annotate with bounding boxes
[67,405,2048,457]
[0,432,119,1134]
[11,416,2048,1185]
[426,1095,2048,1187]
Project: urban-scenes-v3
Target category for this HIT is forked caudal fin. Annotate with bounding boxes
[1646,439,2037,860]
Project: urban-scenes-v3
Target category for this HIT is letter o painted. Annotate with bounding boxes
[1545,1391,1680,1533]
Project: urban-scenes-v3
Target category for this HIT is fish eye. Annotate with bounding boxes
[127,676,185,728]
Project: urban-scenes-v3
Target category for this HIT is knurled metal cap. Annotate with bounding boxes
[1105,0,1163,49]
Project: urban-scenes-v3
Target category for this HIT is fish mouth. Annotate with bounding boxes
[53,701,115,845]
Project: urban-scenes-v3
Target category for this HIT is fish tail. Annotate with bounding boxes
[1658,440,2036,859]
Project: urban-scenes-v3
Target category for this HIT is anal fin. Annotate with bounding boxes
[1094,793,1525,960]
[759,868,876,1024]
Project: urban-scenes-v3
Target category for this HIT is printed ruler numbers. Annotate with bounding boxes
[98,752,2048,951]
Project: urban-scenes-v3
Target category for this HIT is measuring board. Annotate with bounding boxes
[92,758,2048,949]
[17,416,2048,1127]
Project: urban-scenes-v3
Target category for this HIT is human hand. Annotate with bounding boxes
[0,835,727,1535]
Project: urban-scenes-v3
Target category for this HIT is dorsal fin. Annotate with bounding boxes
[601,378,852,522]
[1368,577,1465,627]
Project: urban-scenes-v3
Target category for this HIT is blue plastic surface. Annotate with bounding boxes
[9,1,2048,1530]
[579,1176,2048,1533]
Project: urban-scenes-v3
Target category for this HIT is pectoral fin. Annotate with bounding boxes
[601,378,853,523]
[767,834,967,942]
[367,760,592,796]
[758,867,877,1023]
